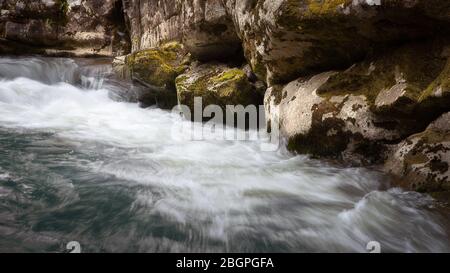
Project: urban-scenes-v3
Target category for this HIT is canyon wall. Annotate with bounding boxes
[0,0,130,56]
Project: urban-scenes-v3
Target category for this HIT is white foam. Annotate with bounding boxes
[0,58,448,252]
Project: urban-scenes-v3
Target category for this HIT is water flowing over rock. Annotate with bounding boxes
[1,56,449,252]
[1,0,450,196]
[176,63,263,114]
[113,41,191,108]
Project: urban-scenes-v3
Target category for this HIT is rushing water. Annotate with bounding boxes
[0,57,449,253]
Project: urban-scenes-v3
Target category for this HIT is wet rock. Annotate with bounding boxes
[176,63,263,114]
[113,41,191,109]
[385,112,450,193]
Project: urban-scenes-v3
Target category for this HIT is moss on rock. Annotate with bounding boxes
[306,0,351,16]
[56,0,69,25]
[233,0,450,85]
[125,42,191,90]
[175,64,263,114]
[314,40,450,129]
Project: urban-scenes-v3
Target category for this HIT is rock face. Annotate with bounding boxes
[176,63,263,114]
[120,0,450,101]
[0,0,130,56]
[265,39,450,164]
[224,0,450,85]
[122,0,242,61]
[385,113,450,193]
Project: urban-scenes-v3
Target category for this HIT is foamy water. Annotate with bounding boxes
[0,57,448,253]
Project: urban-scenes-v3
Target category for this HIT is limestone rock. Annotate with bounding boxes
[385,113,450,193]
[0,0,130,56]
[124,42,191,90]
[176,63,263,114]
[264,39,450,164]
[122,0,241,61]
[265,72,399,164]
[224,0,450,85]
[114,42,191,109]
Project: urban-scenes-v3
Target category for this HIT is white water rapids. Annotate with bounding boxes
[0,57,448,253]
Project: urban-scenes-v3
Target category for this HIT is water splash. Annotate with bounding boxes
[0,57,448,253]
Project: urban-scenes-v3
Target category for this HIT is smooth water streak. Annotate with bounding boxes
[0,57,448,253]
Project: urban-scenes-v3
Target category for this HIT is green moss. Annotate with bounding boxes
[210,69,246,84]
[402,128,450,192]
[160,41,184,52]
[251,58,267,82]
[56,0,69,25]
[175,65,262,113]
[316,67,395,104]
[278,0,351,30]
[307,0,351,16]
[126,41,191,89]
[420,59,450,101]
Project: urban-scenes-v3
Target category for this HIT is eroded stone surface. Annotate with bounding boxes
[0,0,130,56]
[224,0,450,84]
[176,63,263,113]
[265,39,450,164]
[385,112,450,193]
[113,41,191,109]
[122,0,241,61]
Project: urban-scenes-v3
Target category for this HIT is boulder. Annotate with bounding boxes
[385,113,450,193]
[176,63,263,114]
[124,42,191,89]
[265,39,450,164]
[114,41,191,108]
[265,72,399,164]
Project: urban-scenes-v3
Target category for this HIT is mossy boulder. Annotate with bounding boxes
[264,39,450,164]
[175,64,263,114]
[113,42,191,109]
[385,112,450,193]
[125,42,191,90]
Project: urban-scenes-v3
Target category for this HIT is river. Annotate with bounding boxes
[0,57,448,253]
